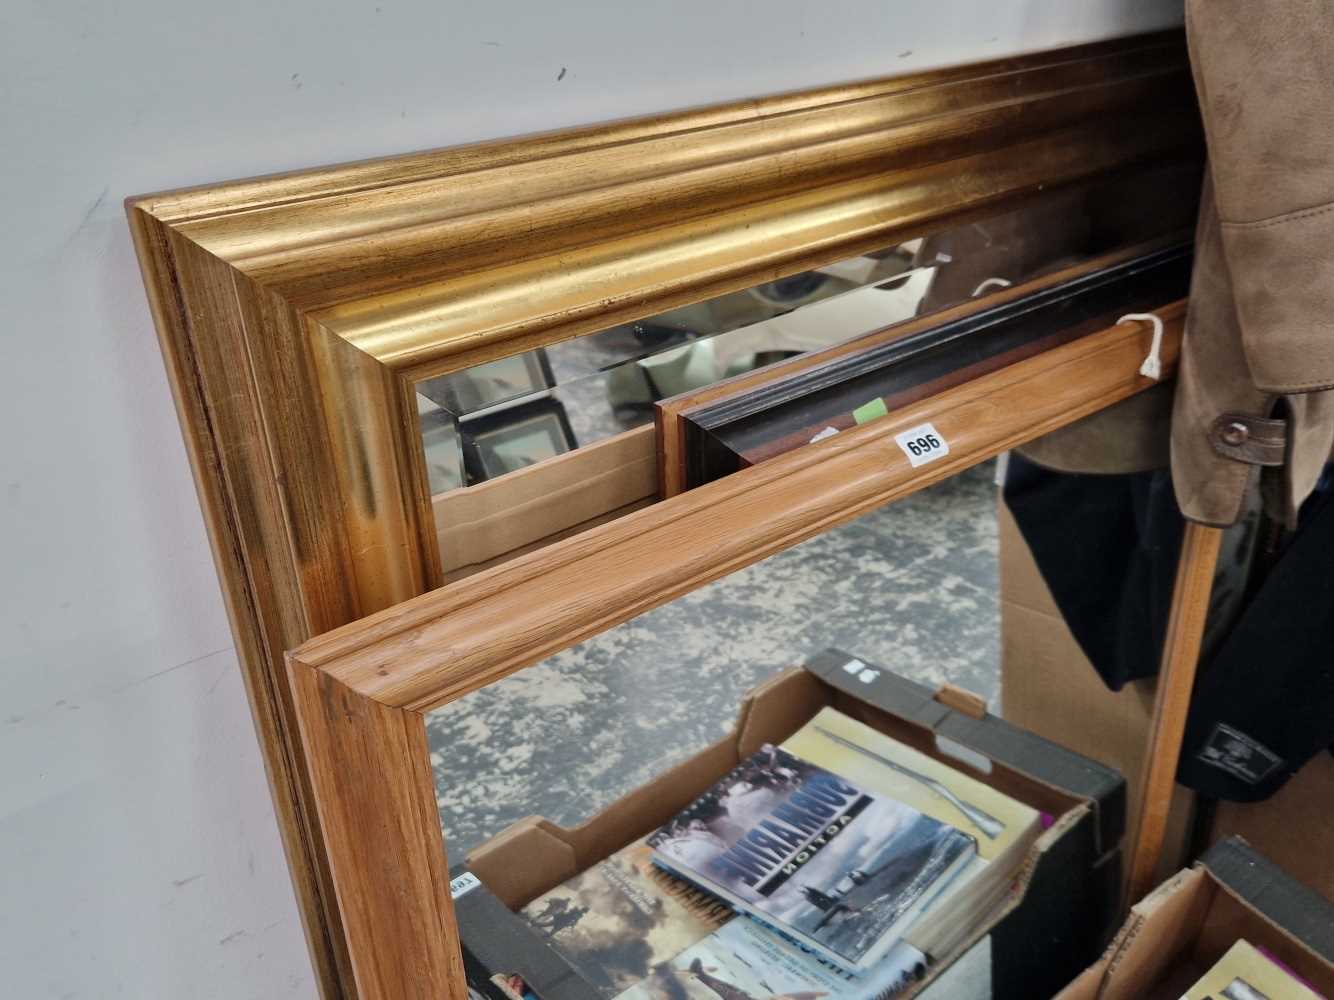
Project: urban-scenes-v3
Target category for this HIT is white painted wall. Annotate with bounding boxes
[0,2,1182,996]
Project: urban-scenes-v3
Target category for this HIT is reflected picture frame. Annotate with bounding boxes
[419,348,557,417]
[460,396,578,483]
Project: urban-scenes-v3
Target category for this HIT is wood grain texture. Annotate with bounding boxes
[287,660,466,1000]
[297,309,1184,713]
[126,33,1201,997]
[1126,521,1224,904]
[128,214,354,992]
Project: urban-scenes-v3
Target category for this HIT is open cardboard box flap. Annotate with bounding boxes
[1058,837,1334,1000]
[464,650,1128,999]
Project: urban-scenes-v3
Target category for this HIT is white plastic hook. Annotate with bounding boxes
[1120,312,1165,380]
[971,277,1012,297]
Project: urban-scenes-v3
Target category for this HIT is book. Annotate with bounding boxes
[616,916,929,1000]
[1179,939,1324,999]
[780,707,1043,961]
[647,743,976,972]
[451,865,591,1000]
[521,836,732,997]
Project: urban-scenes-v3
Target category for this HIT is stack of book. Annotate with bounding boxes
[1179,940,1323,1000]
[519,706,1042,999]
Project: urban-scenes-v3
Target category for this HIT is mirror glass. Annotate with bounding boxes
[411,164,1276,999]
[428,455,1260,999]
[419,167,1199,583]
[416,243,929,494]
[428,465,1001,858]
[429,464,1025,999]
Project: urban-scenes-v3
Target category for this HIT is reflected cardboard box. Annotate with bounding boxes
[452,649,1128,1000]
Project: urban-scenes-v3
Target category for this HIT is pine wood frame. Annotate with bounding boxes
[287,305,1184,999]
[1126,521,1223,903]
[126,30,1199,998]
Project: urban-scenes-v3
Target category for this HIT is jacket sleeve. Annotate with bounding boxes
[1187,0,1334,393]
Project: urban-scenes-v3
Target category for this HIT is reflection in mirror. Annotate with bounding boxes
[669,241,1192,490]
[431,466,1256,999]
[428,463,999,857]
[417,242,927,490]
[426,463,1125,997]
[418,393,465,495]
[419,170,1195,491]
[424,167,1199,582]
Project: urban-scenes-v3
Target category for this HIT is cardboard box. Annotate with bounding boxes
[458,650,1127,1000]
[999,492,1334,900]
[998,495,1195,888]
[1058,837,1334,999]
[1210,754,1334,900]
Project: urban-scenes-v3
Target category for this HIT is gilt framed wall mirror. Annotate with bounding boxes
[129,29,1203,999]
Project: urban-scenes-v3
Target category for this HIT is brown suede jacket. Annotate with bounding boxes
[1024,1,1334,527]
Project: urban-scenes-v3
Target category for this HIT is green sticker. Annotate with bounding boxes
[852,397,889,425]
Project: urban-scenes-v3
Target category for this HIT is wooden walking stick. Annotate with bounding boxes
[1126,520,1224,903]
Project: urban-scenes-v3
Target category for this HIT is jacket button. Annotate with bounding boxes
[1220,421,1249,447]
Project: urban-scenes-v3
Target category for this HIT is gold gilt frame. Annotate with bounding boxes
[128,31,1198,998]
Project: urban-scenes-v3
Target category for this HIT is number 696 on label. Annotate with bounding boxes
[894,421,950,468]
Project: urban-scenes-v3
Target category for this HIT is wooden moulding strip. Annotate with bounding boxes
[320,111,1198,379]
[1126,520,1224,903]
[165,38,1191,318]
[295,303,1184,714]
[286,665,465,1000]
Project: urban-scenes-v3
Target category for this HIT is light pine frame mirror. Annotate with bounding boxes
[128,30,1199,998]
[287,296,1186,998]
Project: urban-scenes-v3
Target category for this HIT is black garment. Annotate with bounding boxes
[1177,471,1334,801]
[1004,454,1334,802]
[1003,453,1184,692]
